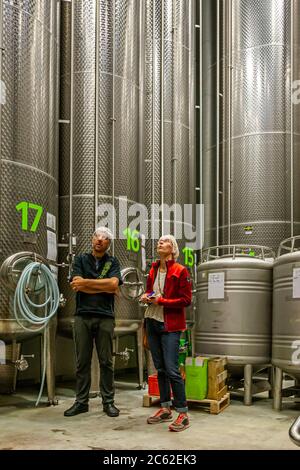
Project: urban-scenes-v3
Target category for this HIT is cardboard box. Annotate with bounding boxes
[185,356,209,400]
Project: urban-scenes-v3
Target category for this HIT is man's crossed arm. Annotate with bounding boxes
[70,276,119,294]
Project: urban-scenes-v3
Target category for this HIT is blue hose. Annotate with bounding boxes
[13,262,60,406]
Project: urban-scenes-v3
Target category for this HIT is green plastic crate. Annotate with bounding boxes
[185,357,209,400]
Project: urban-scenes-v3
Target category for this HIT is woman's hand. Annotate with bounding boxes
[147,296,161,305]
[140,293,150,303]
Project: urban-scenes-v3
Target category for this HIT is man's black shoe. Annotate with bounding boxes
[64,402,89,417]
[103,403,120,417]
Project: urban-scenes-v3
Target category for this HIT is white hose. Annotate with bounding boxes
[13,262,60,406]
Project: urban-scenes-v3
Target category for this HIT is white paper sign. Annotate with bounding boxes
[208,272,225,300]
[293,268,300,299]
[47,230,57,261]
[47,212,56,231]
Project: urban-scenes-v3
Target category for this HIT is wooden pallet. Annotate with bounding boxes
[143,392,230,415]
[207,357,228,401]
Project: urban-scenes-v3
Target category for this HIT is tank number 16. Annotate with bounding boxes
[16,201,43,232]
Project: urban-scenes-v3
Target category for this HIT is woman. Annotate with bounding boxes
[140,235,192,432]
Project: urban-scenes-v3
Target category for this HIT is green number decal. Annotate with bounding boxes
[123,228,140,253]
[183,247,195,267]
[16,201,43,232]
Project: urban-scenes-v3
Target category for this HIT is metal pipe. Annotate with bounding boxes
[190,0,196,211]
[172,0,177,234]
[111,0,116,255]
[160,0,165,229]
[56,0,61,180]
[199,0,203,210]
[94,0,100,230]
[151,0,156,260]
[244,364,253,406]
[138,0,145,206]
[0,0,4,222]
[216,0,220,246]
[290,0,294,237]
[227,0,232,245]
[273,366,283,411]
[68,0,75,257]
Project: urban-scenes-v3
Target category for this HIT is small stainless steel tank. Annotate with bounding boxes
[272,237,300,410]
[196,245,274,404]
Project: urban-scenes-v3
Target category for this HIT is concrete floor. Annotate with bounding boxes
[0,381,299,450]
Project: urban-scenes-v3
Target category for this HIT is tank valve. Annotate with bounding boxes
[114,348,134,365]
[59,293,67,308]
[14,354,35,372]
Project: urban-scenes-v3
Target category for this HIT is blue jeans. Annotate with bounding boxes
[146,318,188,413]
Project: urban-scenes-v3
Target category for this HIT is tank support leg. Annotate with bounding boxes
[46,318,58,405]
[137,323,144,389]
[268,365,274,399]
[273,366,283,411]
[244,364,253,405]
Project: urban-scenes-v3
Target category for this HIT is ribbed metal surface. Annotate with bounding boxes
[272,250,300,380]
[196,257,273,372]
[58,0,142,336]
[143,0,195,260]
[143,0,195,322]
[202,0,300,251]
[0,0,59,342]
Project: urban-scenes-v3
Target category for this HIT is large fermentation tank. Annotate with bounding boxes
[272,237,300,382]
[58,0,143,338]
[0,0,60,343]
[196,246,273,378]
[0,0,60,395]
[200,0,300,250]
[143,0,196,323]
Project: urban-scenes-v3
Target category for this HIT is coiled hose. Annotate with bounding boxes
[13,262,60,406]
[289,415,300,447]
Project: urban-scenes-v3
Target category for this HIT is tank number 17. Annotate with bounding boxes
[16,201,43,232]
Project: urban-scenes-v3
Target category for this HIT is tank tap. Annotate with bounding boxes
[59,293,67,308]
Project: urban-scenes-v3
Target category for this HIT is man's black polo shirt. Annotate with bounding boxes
[71,252,123,317]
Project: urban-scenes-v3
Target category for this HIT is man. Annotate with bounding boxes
[64,227,122,418]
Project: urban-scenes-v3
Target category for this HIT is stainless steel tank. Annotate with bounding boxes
[58,0,143,338]
[0,0,60,397]
[200,0,300,250]
[0,0,60,343]
[143,0,196,323]
[273,237,300,381]
[196,245,274,402]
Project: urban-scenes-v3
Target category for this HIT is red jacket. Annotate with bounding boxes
[146,259,192,332]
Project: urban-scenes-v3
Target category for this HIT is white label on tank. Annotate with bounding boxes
[208,272,225,300]
[47,212,56,231]
[293,268,300,298]
[47,230,57,261]
[0,80,6,105]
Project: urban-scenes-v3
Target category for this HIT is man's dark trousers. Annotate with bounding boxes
[73,315,115,405]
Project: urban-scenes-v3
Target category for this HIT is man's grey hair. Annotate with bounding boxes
[92,226,114,244]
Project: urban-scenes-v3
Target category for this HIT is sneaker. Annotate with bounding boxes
[147,407,173,424]
[169,413,190,432]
